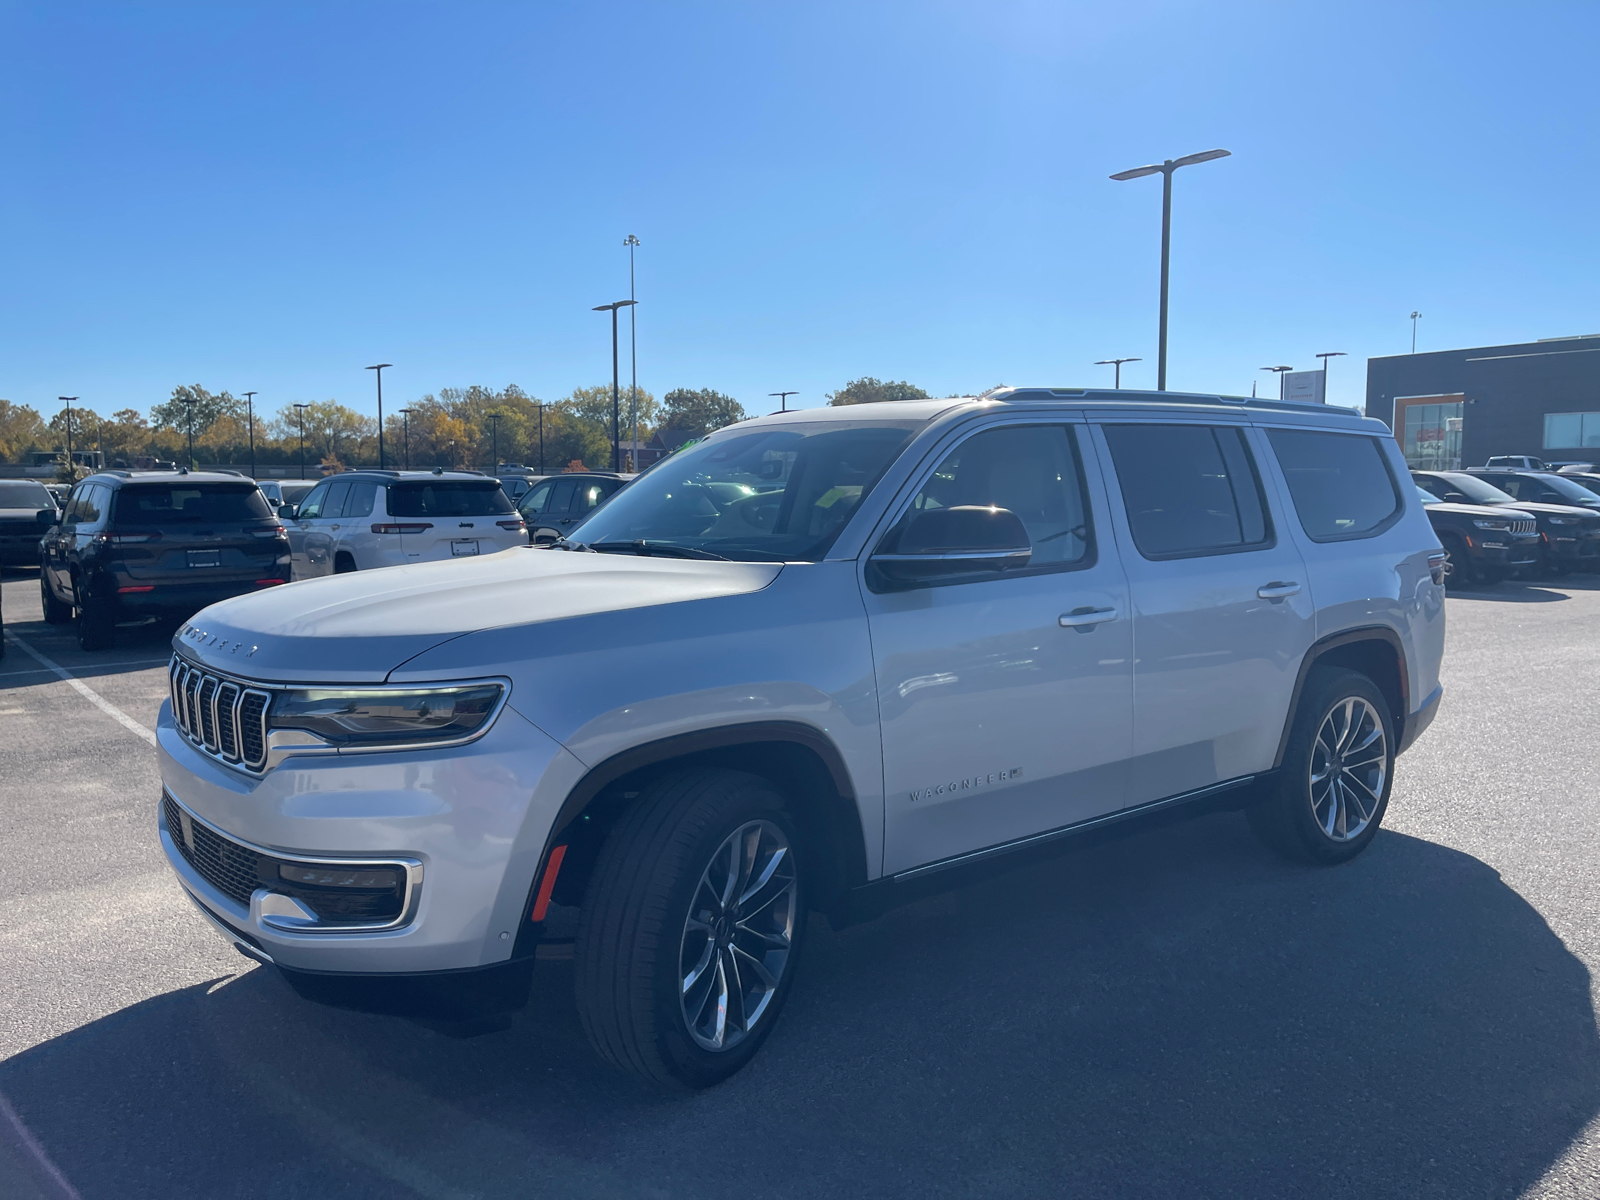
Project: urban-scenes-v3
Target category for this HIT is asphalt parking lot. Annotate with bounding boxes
[2,565,1599,1200]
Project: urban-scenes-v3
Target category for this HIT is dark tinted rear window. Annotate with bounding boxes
[1267,429,1400,540]
[1102,423,1271,558]
[114,484,273,525]
[387,481,514,517]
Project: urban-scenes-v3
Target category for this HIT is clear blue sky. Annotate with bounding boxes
[4,1,1597,426]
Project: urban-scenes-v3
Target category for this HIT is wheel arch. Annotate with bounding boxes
[1273,627,1408,770]
[515,721,869,955]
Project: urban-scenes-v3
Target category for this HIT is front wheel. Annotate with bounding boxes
[75,584,116,651]
[41,574,71,624]
[574,769,804,1088]
[1248,667,1394,865]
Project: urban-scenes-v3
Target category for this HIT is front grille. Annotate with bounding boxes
[1509,518,1536,535]
[163,791,409,925]
[169,656,270,771]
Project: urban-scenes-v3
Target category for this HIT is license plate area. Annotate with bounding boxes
[451,540,479,557]
[186,550,221,568]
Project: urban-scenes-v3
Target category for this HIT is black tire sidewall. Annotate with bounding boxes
[1275,669,1394,863]
[649,786,806,1088]
[1440,532,1473,586]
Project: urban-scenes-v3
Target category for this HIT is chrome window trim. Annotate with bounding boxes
[163,789,424,935]
[168,653,511,776]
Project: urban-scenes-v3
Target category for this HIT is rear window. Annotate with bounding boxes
[0,481,55,510]
[1267,429,1401,541]
[1102,423,1271,559]
[114,484,273,525]
[387,481,514,517]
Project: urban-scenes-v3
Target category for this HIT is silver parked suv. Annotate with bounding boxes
[158,388,1446,1086]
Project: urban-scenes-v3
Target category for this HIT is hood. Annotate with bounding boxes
[1426,502,1538,519]
[173,548,784,682]
[1486,501,1600,519]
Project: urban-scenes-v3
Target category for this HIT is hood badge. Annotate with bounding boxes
[909,768,1021,802]
[180,625,257,658]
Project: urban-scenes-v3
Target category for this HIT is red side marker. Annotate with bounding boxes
[530,845,568,922]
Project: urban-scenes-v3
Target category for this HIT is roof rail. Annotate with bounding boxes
[1001,386,1365,418]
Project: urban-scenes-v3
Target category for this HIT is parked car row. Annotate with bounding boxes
[1413,468,1600,583]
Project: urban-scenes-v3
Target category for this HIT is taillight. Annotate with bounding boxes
[94,531,161,545]
[496,519,526,531]
[1427,550,1449,585]
[371,523,434,534]
[249,526,286,538]
[254,578,287,587]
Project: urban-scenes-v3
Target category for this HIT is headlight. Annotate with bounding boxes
[1548,517,1579,525]
[1472,519,1509,530]
[267,682,505,748]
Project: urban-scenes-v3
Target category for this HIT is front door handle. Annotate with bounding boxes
[1059,606,1118,628]
[1257,581,1302,600]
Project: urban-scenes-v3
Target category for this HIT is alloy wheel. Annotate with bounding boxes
[1309,697,1388,842]
[679,819,797,1052]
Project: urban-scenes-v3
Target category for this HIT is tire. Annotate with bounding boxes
[41,575,71,624]
[334,552,357,574]
[1439,532,1474,588]
[574,768,806,1088]
[1248,667,1394,865]
[75,583,116,651]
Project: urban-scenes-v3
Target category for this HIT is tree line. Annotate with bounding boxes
[0,376,935,474]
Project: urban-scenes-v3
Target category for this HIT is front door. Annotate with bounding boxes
[866,419,1134,876]
[284,479,330,578]
[1092,420,1316,804]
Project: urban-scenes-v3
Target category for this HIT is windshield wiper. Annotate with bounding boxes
[589,540,729,561]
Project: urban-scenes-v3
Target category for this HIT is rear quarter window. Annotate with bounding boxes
[1267,429,1401,541]
[387,481,514,517]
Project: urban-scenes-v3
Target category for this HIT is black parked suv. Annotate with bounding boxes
[0,478,59,566]
[39,471,290,650]
[1412,485,1539,585]
[1413,470,1600,575]
[516,472,628,544]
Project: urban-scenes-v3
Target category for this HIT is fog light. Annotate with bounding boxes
[278,863,401,889]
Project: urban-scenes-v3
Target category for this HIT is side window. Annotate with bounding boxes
[343,480,378,518]
[878,423,1093,577]
[575,481,613,514]
[1267,429,1402,541]
[546,478,580,515]
[296,481,330,520]
[520,481,554,514]
[1416,476,1450,501]
[61,486,91,526]
[320,478,353,519]
[1102,424,1271,559]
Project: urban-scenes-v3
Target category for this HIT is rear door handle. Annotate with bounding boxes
[1059,606,1118,628]
[1257,581,1302,600]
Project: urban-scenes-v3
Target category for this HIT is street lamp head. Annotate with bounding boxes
[366,363,392,371]
[1110,164,1163,181]
[1094,358,1141,365]
[1262,365,1294,373]
[1171,148,1231,169]
[1316,351,1347,360]
[624,234,640,247]
[592,301,637,312]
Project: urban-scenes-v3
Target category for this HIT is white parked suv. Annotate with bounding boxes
[158,388,1446,1087]
[278,469,526,577]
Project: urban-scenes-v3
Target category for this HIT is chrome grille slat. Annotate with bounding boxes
[168,655,271,773]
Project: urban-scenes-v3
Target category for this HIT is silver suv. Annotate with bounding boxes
[157,388,1446,1087]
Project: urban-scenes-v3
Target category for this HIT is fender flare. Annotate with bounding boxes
[1272,625,1410,770]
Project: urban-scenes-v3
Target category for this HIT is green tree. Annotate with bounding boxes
[267,401,374,464]
[660,388,746,437]
[0,400,47,463]
[826,377,931,406]
[150,385,242,434]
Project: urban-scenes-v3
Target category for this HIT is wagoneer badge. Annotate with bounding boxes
[910,768,1021,802]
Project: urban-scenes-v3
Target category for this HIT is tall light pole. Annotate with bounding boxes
[625,234,640,471]
[180,395,196,469]
[533,402,545,474]
[769,391,798,412]
[1110,148,1232,391]
[487,412,502,474]
[1316,351,1347,404]
[593,300,637,470]
[398,408,414,470]
[293,403,310,479]
[1094,358,1141,389]
[58,397,77,471]
[1410,311,1422,354]
[1261,365,1294,401]
[366,364,391,468]
[243,391,257,478]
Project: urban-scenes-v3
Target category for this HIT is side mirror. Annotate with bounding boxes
[870,505,1032,585]
[277,505,298,521]
[1443,492,1468,503]
[37,508,58,525]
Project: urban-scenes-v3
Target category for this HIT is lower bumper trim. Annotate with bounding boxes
[1398,684,1443,756]
[276,957,536,1023]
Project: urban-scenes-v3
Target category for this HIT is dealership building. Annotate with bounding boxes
[1365,334,1600,471]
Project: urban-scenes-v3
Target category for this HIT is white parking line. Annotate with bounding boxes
[1,631,158,749]
[0,1086,82,1200]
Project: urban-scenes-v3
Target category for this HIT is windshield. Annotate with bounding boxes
[1437,473,1517,504]
[0,481,55,510]
[1537,474,1600,503]
[114,484,274,525]
[569,421,920,561]
[1415,486,1439,506]
[387,480,514,517]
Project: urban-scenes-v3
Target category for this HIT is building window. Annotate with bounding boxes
[1400,400,1463,469]
[1544,412,1600,449]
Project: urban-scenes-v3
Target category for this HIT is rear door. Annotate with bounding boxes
[333,479,379,567]
[530,478,579,544]
[1092,419,1316,804]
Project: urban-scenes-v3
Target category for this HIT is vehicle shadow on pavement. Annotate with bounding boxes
[2,814,1595,1200]
[1447,580,1573,603]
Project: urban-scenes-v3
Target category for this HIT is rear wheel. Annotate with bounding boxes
[74,582,116,651]
[1248,667,1393,865]
[41,575,71,624]
[574,768,805,1088]
[334,552,357,574]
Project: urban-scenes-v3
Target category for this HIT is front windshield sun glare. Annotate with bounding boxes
[564,422,920,562]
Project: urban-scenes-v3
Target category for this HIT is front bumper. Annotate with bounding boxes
[156,696,585,976]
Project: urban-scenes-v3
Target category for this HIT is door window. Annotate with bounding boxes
[1266,429,1402,541]
[519,481,555,515]
[545,478,580,516]
[877,424,1093,582]
[343,480,378,518]
[320,478,353,518]
[1102,424,1271,559]
[74,484,107,527]
[574,479,618,516]
[295,481,330,520]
